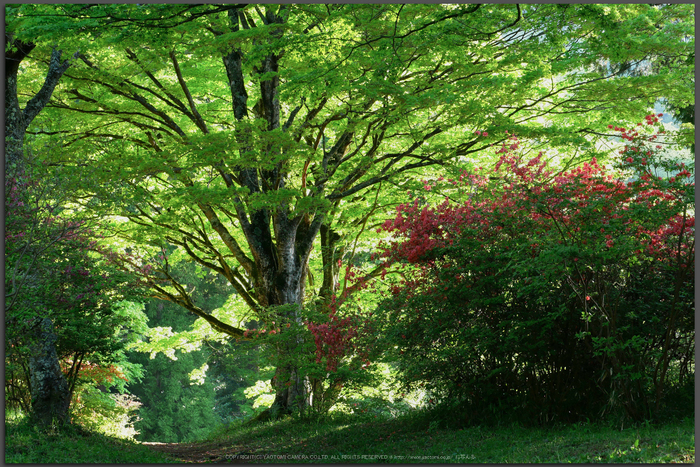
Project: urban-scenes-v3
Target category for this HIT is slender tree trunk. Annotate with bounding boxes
[319,223,344,300]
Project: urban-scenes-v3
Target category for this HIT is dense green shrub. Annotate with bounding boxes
[376,120,694,425]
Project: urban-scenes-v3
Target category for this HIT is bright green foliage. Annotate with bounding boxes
[6,3,694,416]
[66,300,147,438]
[206,339,274,422]
[126,258,268,439]
[9,2,693,309]
[129,349,218,443]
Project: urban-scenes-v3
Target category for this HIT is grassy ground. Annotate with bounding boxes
[5,410,694,463]
[202,412,695,464]
[5,417,175,463]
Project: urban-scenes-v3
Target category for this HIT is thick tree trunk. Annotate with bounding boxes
[262,251,314,416]
[29,318,71,428]
[269,362,309,415]
[262,227,349,417]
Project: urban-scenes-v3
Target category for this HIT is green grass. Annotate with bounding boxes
[202,411,695,464]
[6,409,693,463]
[5,417,175,463]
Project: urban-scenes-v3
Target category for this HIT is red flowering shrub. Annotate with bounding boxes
[377,117,694,424]
[306,297,360,373]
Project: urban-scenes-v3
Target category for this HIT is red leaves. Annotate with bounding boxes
[380,120,694,297]
[306,297,363,372]
[61,360,128,385]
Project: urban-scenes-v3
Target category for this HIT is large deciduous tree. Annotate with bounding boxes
[7,4,694,415]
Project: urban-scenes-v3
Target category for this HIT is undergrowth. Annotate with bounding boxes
[5,416,174,463]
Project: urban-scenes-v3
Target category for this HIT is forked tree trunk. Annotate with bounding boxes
[5,34,75,173]
[218,7,318,418]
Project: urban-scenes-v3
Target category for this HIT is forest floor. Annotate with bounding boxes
[142,440,255,463]
[139,414,695,464]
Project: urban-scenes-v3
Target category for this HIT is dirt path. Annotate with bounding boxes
[142,440,255,463]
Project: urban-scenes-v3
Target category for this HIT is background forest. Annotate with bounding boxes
[4,3,694,458]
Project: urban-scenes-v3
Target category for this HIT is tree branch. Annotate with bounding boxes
[169,50,209,134]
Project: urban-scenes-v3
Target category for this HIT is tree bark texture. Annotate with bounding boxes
[29,318,71,428]
[216,7,323,415]
[5,34,75,173]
